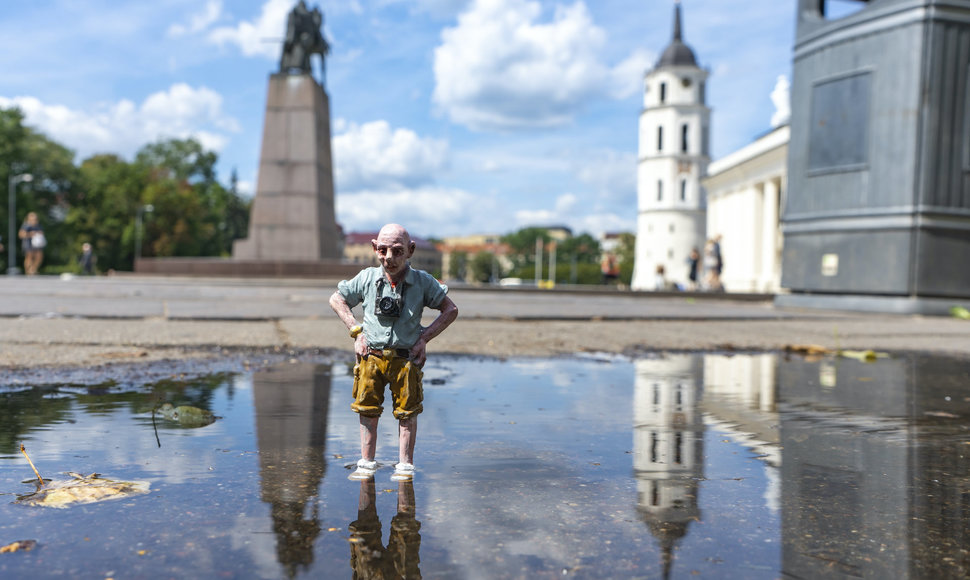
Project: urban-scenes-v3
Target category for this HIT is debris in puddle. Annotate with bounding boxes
[155,403,217,427]
[783,344,889,362]
[0,540,37,553]
[19,444,46,486]
[15,472,150,509]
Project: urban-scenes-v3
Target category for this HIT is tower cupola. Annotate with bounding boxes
[655,1,697,69]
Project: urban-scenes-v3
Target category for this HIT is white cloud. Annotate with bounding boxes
[336,186,502,237]
[608,48,653,99]
[379,0,469,18]
[554,193,577,213]
[770,74,790,128]
[0,83,240,161]
[168,0,223,37]
[333,120,449,190]
[514,191,635,237]
[433,0,640,131]
[207,0,291,59]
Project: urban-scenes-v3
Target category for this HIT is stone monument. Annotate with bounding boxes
[233,1,341,261]
[778,0,970,314]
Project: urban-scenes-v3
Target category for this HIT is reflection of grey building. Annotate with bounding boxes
[778,355,970,578]
[253,363,331,579]
[633,356,705,577]
[780,0,970,314]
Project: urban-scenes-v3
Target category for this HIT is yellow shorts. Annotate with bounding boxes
[351,353,424,419]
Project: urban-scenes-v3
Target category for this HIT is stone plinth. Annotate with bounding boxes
[234,74,341,261]
[135,257,361,279]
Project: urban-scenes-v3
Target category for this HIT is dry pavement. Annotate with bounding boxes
[1,275,969,372]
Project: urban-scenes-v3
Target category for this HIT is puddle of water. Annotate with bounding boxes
[0,353,968,578]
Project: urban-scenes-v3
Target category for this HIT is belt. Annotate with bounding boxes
[365,347,411,360]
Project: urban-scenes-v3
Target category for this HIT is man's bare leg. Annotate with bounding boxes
[360,415,379,461]
[349,415,380,480]
[392,417,417,480]
[398,416,416,466]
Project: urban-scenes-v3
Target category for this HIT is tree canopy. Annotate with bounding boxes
[1,106,250,274]
[500,227,607,285]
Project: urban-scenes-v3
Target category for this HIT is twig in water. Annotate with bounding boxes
[19,444,46,487]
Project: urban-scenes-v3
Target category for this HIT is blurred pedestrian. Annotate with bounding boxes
[79,242,97,275]
[654,264,668,291]
[18,212,45,276]
[600,253,620,285]
[686,247,699,291]
[703,239,722,291]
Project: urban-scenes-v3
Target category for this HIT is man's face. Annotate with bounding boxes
[373,229,413,276]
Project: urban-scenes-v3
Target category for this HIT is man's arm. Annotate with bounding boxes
[330,291,368,359]
[409,296,458,366]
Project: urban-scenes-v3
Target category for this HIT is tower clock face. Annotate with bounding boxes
[681,77,691,88]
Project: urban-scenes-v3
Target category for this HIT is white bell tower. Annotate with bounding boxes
[632,1,709,291]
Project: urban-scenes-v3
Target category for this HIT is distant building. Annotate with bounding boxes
[632,2,710,291]
[438,233,511,283]
[599,232,624,256]
[342,232,442,275]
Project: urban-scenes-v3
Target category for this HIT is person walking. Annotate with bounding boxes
[18,212,45,275]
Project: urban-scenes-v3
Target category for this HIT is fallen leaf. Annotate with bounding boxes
[0,540,37,554]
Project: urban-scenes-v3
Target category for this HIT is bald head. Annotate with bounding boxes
[376,223,411,247]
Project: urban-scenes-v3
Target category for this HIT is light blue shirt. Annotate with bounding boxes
[337,265,448,349]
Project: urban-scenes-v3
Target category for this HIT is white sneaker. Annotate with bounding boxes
[348,458,378,480]
[391,462,415,481]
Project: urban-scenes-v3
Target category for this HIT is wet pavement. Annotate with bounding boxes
[2,276,970,578]
[1,352,969,579]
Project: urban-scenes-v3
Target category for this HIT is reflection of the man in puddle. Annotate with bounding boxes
[349,479,422,579]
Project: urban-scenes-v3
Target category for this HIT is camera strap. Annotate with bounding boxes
[375,277,406,301]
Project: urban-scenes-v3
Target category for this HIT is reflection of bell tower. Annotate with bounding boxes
[253,363,332,579]
[632,0,710,290]
[633,355,705,579]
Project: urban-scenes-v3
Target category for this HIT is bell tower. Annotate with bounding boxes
[632,1,710,291]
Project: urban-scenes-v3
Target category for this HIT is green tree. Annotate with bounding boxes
[1,107,77,273]
[615,232,636,285]
[500,227,602,284]
[135,138,249,258]
[448,251,467,281]
[68,154,150,272]
[2,110,250,273]
[468,251,499,283]
[500,227,553,277]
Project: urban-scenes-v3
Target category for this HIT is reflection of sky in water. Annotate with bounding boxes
[1,353,967,578]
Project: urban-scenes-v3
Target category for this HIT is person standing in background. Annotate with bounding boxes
[19,212,45,276]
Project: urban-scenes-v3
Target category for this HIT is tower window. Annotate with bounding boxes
[680,179,687,201]
[657,126,663,152]
[657,180,663,201]
[660,82,667,104]
[681,124,689,153]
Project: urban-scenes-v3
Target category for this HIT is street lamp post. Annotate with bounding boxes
[7,172,34,276]
[134,204,154,269]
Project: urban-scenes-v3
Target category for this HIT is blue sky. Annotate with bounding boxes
[0,0,856,240]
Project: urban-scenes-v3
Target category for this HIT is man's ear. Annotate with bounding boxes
[371,240,379,250]
[409,242,416,255]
